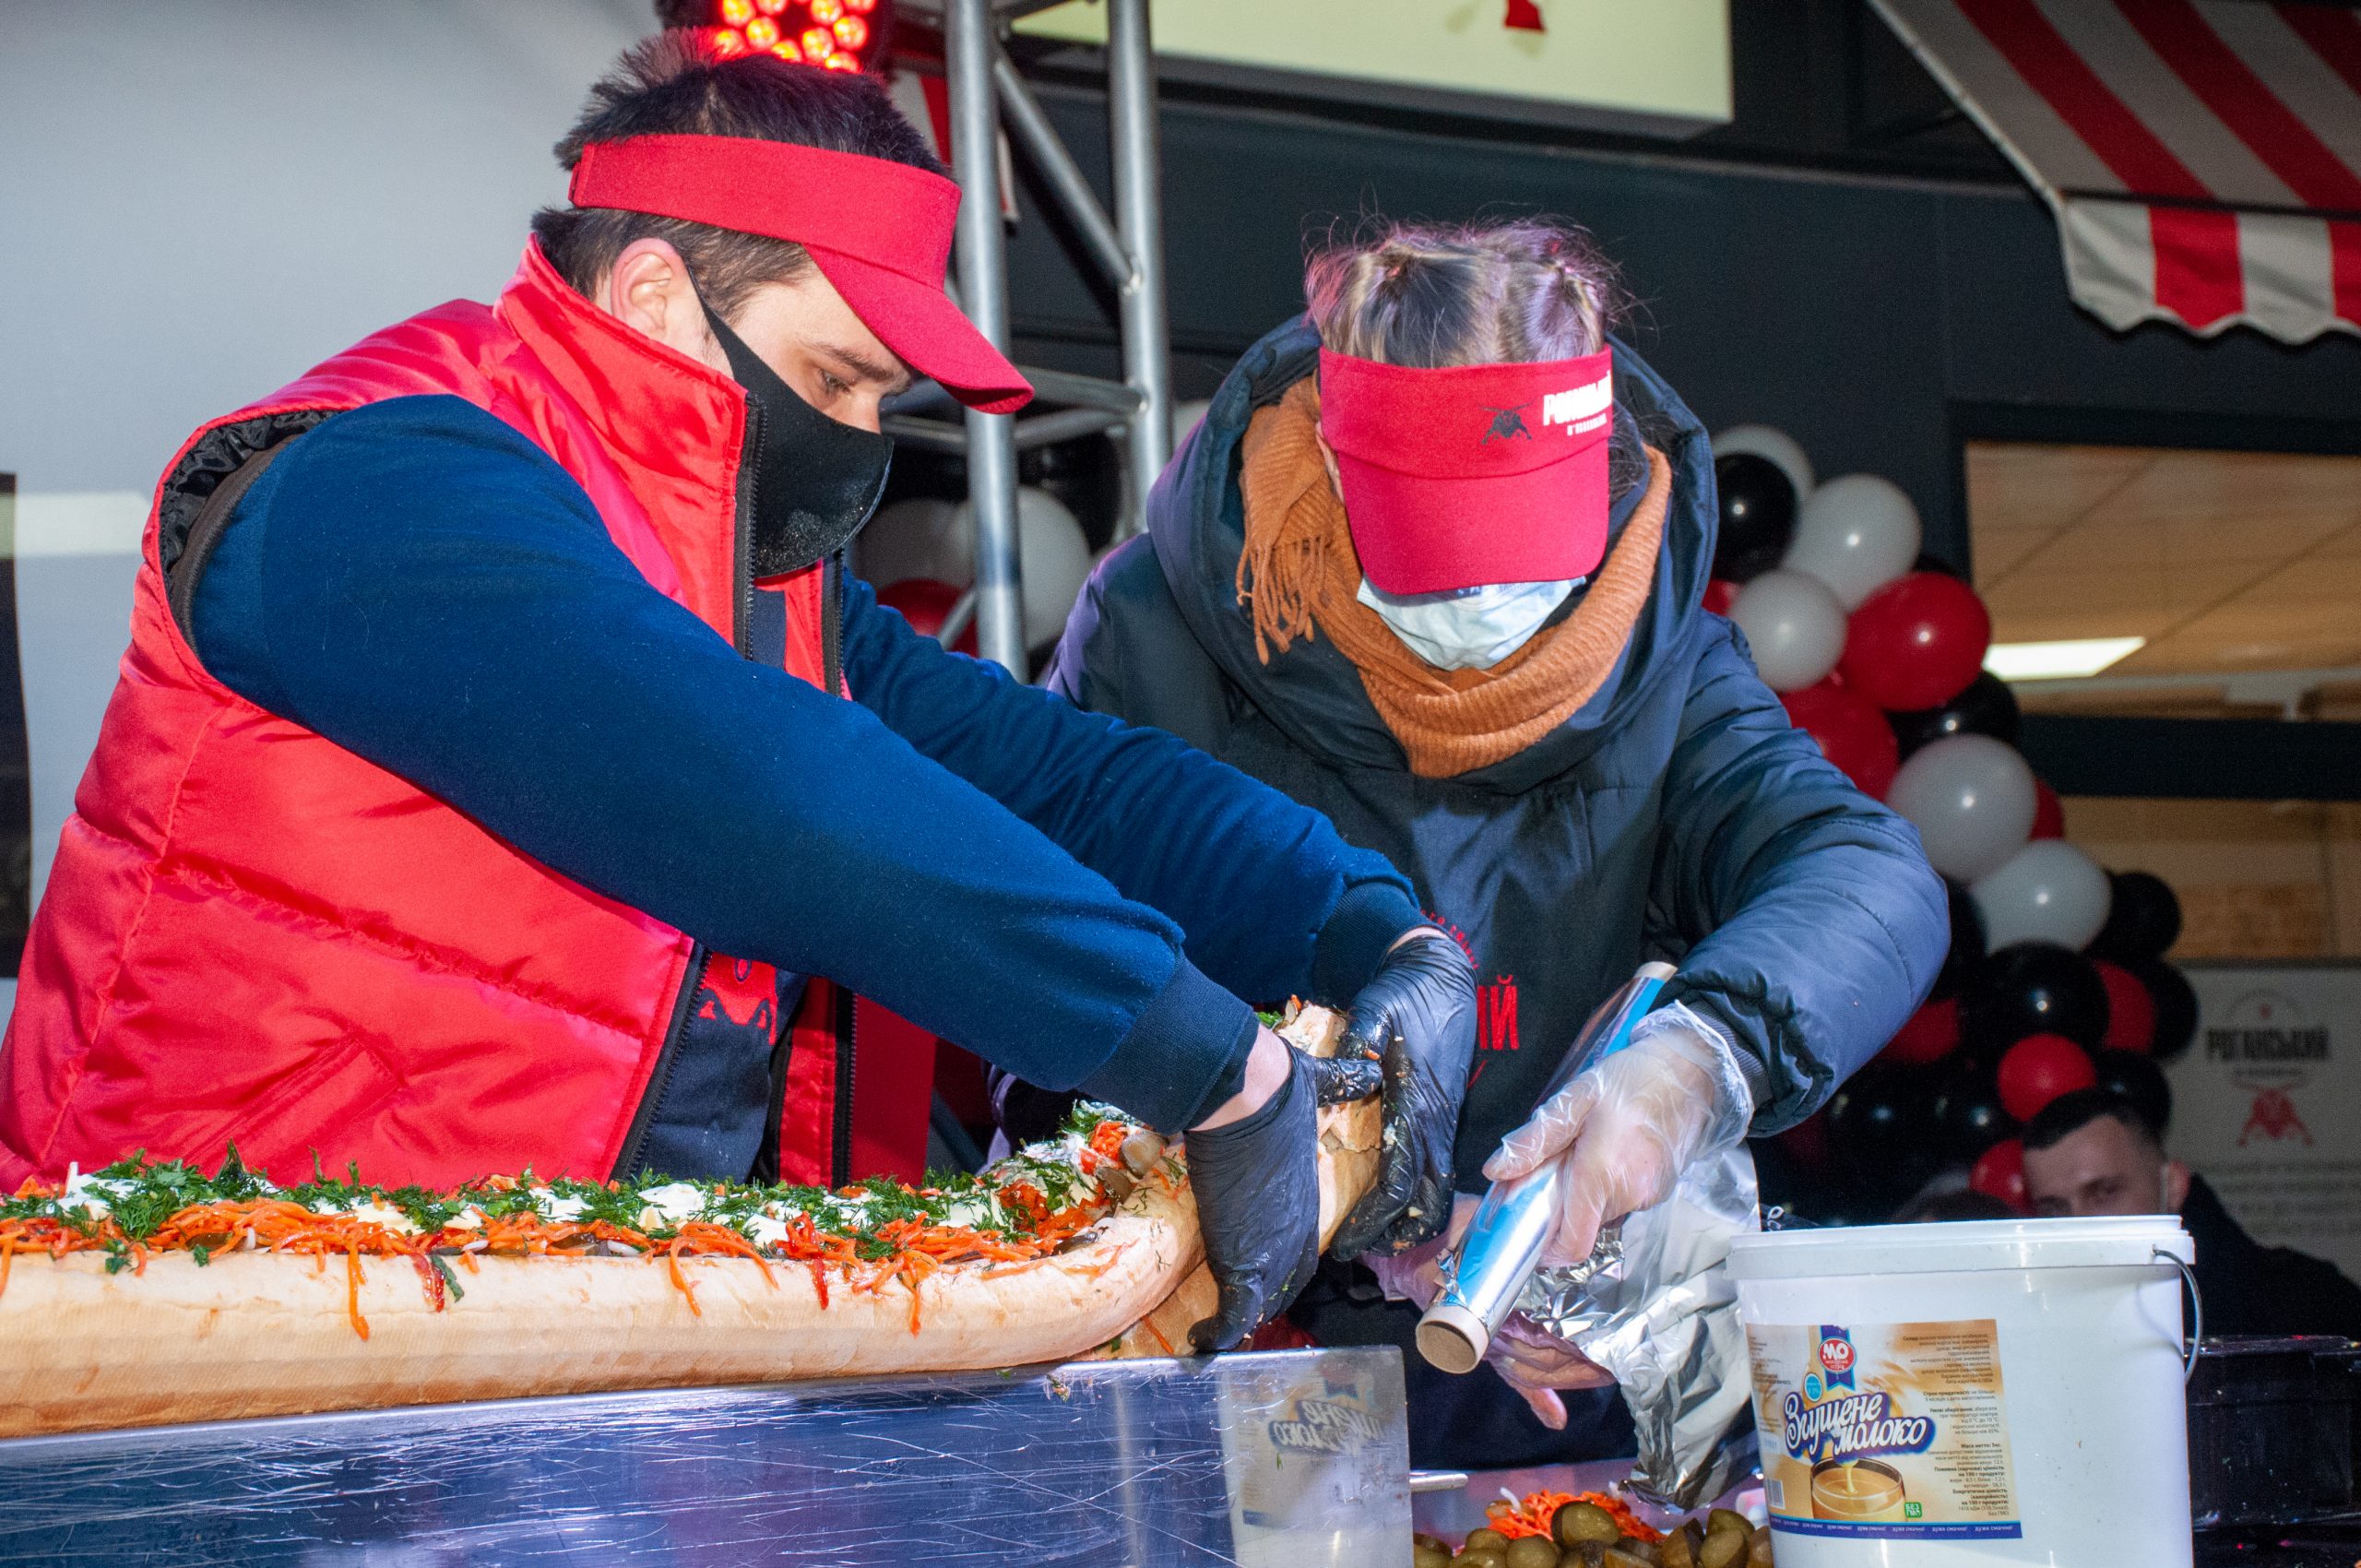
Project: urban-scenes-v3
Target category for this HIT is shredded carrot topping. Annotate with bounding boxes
[0,1108,1163,1341]
[1485,1488,1660,1544]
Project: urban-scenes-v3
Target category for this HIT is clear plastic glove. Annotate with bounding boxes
[1481,1002,1753,1269]
[1365,1194,1611,1430]
[1331,930,1478,1260]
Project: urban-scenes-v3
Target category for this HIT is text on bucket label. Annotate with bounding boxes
[1745,1319,2023,1541]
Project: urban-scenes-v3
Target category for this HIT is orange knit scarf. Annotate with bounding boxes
[1235,377,1671,778]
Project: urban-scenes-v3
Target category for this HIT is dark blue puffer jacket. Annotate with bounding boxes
[1049,318,1948,1185]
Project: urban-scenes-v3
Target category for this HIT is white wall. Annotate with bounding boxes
[1,0,656,935]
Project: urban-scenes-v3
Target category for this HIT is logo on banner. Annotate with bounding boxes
[2208,989,2330,1147]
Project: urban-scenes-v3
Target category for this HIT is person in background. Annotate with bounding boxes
[0,39,1480,1355]
[1038,217,1949,1468]
[2023,1087,2361,1339]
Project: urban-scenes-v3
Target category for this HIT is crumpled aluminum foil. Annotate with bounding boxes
[1513,1145,1761,1508]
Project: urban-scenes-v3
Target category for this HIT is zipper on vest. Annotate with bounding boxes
[610,943,711,1182]
[822,552,856,1189]
[830,980,860,1189]
[730,397,763,658]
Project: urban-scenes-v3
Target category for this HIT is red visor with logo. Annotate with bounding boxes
[570,134,1032,414]
[1318,347,1614,595]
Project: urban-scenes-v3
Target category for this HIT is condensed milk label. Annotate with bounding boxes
[1745,1320,2022,1540]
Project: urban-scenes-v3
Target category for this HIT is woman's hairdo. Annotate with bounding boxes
[1304,217,1625,369]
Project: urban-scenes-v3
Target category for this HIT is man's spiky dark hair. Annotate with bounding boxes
[532,31,943,315]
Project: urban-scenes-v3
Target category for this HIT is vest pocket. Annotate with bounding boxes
[177,1040,404,1180]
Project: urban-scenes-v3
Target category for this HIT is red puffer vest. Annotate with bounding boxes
[0,244,932,1192]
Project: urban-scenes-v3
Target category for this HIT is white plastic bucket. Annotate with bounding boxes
[1726,1217,2194,1567]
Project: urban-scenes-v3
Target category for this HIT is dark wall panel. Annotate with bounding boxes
[1005,88,2361,572]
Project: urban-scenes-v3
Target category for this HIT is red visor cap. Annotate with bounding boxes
[1318,347,1614,595]
[570,134,1032,414]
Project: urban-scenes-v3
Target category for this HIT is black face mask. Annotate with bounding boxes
[704,305,893,579]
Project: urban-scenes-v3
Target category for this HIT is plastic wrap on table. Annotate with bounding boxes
[0,1348,1411,1567]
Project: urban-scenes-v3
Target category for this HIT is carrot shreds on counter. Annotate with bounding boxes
[1485,1488,1660,1544]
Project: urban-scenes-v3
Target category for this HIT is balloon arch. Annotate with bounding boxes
[1709,426,2196,1221]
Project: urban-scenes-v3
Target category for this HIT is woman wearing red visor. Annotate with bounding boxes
[1048,220,1948,1464]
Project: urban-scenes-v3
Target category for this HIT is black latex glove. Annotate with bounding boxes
[1329,931,1477,1260]
[1183,1048,1322,1353]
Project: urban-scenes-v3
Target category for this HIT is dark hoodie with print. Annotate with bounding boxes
[1043,319,1946,1466]
[1044,318,1948,1468]
[1050,318,1947,1176]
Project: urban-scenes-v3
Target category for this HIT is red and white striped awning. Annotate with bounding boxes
[1869,0,2361,342]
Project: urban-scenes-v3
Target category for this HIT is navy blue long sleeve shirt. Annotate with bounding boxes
[189,396,1420,1132]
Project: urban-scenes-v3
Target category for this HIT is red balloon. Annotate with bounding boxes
[1884,996,1962,1067]
[1780,676,1901,798]
[2093,959,2158,1052]
[1703,578,1741,617]
[1996,1033,2098,1123]
[877,577,977,654]
[2030,778,2065,840]
[1838,573,1993,712]
[1969,1137,2029,1214]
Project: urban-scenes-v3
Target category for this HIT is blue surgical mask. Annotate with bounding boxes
[1356,576,1583,671]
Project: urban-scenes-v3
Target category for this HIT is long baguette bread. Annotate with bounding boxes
[0,1008,1379,1437]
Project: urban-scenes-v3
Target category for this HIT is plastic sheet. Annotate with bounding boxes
[0,1348,1410,1567]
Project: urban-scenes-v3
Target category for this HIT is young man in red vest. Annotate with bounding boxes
[0,39,1476,1350]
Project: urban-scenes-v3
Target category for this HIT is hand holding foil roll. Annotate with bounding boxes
[1416,964,1762,1509]
[1414,964,1676,1377]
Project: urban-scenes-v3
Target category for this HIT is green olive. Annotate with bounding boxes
[1746,1526,1774,1567]
[1552,1502,1622,1547]
[1415,1539,1453,1568]
[1705,1509,1753,1539]
[1603,1551,1656,1568]
[1454,1550,1508,1568]
[1696,1527,1748,1568]
[1464,1528,1510,1552]
[1613,1537,1663,1564]
[1655,1520,1700,1568]
[1559,1545,1607,1568]
[1505,1537,1560,1568]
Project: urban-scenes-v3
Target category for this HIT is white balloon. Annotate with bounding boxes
[857,496,967,588]
[1785,474,1922,610]
[1888,734,2038,883]
[1713,424,1815,500]
[955,486,1093,648]
[1972,838,2114,952]
[1727,569,1847,691]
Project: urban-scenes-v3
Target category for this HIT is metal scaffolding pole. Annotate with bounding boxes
[908,0,1173,671]
[943,0,1026,674]
[1106,0,1172,535]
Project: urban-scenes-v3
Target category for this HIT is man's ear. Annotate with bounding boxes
[600,238,729,375]
[2163,1158,2192,1213]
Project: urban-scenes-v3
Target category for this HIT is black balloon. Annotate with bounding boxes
[2130,958,2199,1063]
[1824,1067,1944,1202]
[1933,879,1988,1002]
[1964,941,2111,1051]
[2091,872,2182,963]
[1712,453,1797,583]
[1932,1060,2016,1157]
[2093,1048,2174,1137]
[1889,671,2023,760]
